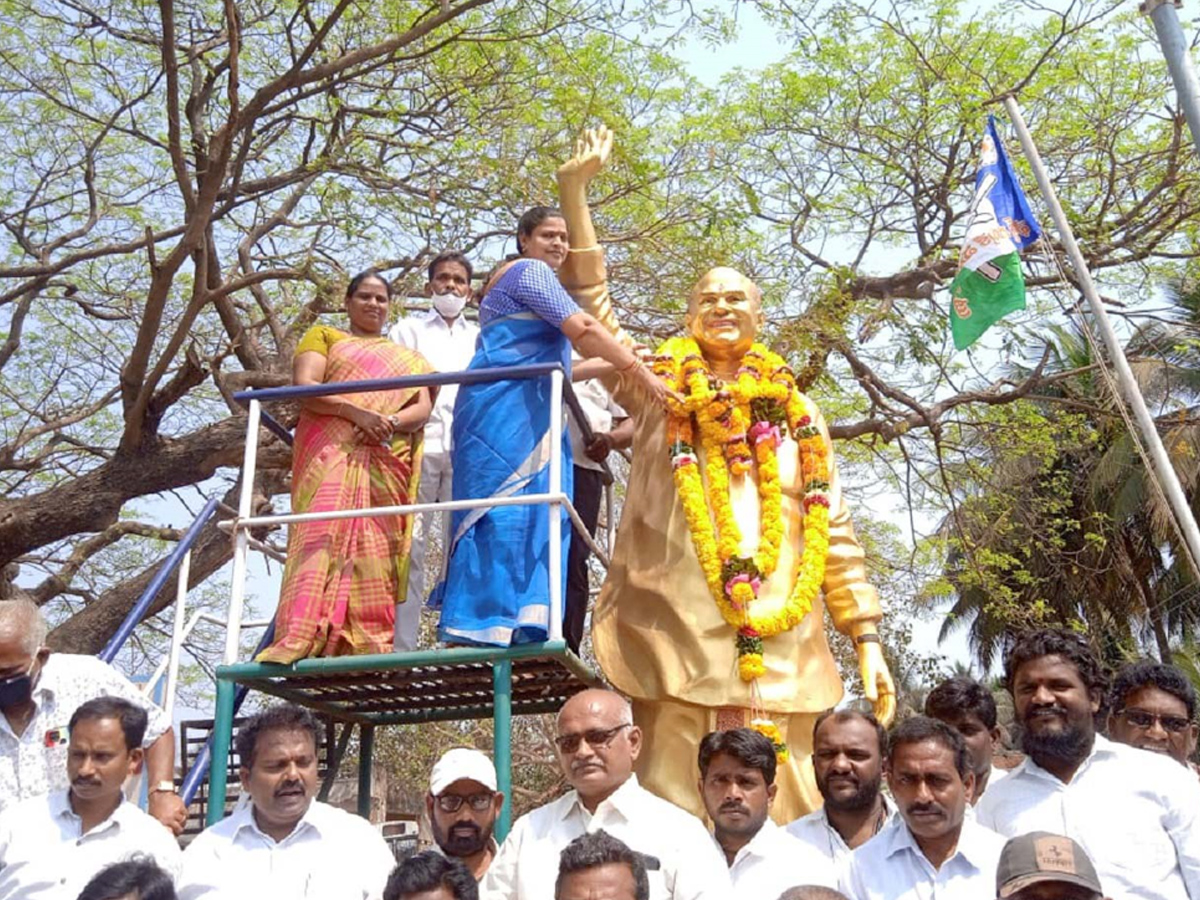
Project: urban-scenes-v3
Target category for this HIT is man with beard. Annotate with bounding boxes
[925,676,1007,805]
[178,703,394,900]
[427,748,503,881]
[1107,660,1199,775]
[0,697,180,899]
[785,711,894,864]
[840,716,1005,900]
[697,729,835,894]
[977,629,1200,900]
[484,689,729,900]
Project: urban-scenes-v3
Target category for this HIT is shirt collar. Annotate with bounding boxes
[1018,734,1109,783]
[52,788,132,836]
[560,774,642,822]
[887,817,990,870]
[422,307,471,331]
[235,796,324,843]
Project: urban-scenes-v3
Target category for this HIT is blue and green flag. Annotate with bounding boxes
[950,115,1042,350]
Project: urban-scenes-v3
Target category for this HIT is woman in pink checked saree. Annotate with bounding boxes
[259,270,435,663]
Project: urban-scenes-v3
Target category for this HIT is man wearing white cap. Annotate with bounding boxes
[428,748,505,882]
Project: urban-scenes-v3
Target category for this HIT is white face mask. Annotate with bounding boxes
[431,291,467,319]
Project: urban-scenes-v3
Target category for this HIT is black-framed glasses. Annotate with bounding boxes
[435,792,495,813]
[1117,709,1193,734]
[553,723,630,754]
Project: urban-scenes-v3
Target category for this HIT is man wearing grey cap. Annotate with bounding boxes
[996,832,1110,900]
[428,748,504,881]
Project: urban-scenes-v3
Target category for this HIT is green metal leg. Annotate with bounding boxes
[358,724,375,820]
[493,659,513,841]
[207,679,236,827]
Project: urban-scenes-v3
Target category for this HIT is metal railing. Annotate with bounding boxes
[102,361,613,813]
[226,361,605,661]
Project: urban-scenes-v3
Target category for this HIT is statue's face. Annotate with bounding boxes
[686,267,763,360]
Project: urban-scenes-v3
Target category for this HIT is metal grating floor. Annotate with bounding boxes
[219,646,600,725]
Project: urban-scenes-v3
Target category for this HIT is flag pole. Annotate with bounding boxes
[1141,0,1200,163]
[1001,94,1200,579]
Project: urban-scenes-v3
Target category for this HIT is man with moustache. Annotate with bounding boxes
[697,728,836,894]
[427,748,503,881]
[840,716,1005,900]
[484,688,729,900]
[178,703,394,900]
[389,250,478,651]
[1107,660,1198,775]
[0,599,186,834]
[785,710,894,864]
[0,697,180,899]
[977,629,1200,900]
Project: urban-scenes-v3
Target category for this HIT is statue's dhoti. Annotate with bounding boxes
[632,698,821,825]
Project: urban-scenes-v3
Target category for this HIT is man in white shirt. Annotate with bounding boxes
[428,747,503,881]
[840,716,1005,900]
[389,251,479,651]
[555,831,647,900]
[483,688,730,900]
[1107,660,1199,773]
[0,599,185,833]
[178,703,395,900]
[565,359,632,654]
[786,710,894,865]
[697,728,836,895]
[0,696,181,899]
[976,629,1200,900]
[924,676,1006,805]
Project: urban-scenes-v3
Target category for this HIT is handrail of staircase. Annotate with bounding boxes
[180,622,275,806]
[99,494,223,664]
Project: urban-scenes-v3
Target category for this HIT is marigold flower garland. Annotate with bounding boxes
[652,336,832,763]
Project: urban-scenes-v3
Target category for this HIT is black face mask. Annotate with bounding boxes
[0,663,35,711]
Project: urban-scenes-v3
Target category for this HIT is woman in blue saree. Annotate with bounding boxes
[435,206,665,646]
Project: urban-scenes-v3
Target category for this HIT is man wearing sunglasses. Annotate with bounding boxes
[1107,661,1199,775]
[427,748,503,881]
[484,689,729,900]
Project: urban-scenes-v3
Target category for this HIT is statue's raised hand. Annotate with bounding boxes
[557,125,613,188]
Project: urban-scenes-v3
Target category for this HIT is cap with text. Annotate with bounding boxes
[997,832,1103,898]
[429,747,498,796]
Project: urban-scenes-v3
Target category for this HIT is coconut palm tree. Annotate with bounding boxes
[937,291,1200,668]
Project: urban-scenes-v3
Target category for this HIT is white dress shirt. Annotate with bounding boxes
[0,789,181,899]
[785,797,896,866]
[975,735,1200,900]
[178,799,395,900]
[716,819,836,897]
[568,374,626,472]
[0,653,171,814]
[483,775,731,900]
[838,816,1006,900]
[389,309,479,453]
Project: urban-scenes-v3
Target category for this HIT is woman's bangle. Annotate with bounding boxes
[619,356,641,373]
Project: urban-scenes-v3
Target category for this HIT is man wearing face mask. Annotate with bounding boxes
[0,599,186,835]
[388,251,479,651]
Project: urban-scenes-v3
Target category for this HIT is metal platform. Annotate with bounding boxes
[217,643,596,725]
[208,642,600,837]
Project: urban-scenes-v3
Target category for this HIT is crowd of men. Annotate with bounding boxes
[1,572,1198,900]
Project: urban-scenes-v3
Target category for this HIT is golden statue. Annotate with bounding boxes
[555,127,896,823]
